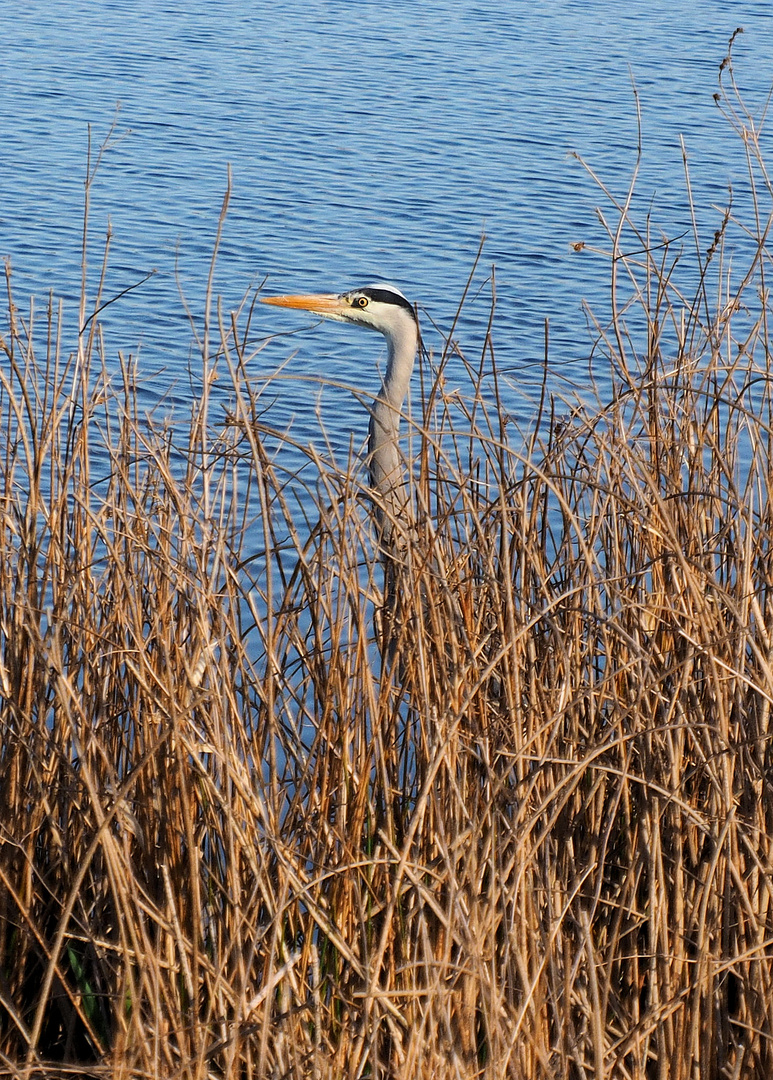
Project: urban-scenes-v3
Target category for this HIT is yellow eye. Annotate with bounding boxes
[355,295,369,308]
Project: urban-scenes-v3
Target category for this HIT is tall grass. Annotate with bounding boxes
[2,41,773,1080]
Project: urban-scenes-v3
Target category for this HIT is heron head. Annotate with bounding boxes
[260,284,416,334]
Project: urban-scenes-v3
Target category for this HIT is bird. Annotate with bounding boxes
[260,284,419,546]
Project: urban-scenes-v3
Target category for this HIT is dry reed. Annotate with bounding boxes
[2,37,773,1080]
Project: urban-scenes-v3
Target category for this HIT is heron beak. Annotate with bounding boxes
[259,292,347,316]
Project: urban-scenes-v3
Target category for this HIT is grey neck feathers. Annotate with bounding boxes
[367,312,418,534]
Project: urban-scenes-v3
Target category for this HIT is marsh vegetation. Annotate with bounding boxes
[1,43,773,1080]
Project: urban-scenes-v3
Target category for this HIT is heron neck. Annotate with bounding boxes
[368,316,418,503]
[380,317,418,411]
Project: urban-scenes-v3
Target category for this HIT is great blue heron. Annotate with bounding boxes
[260,285,419,543]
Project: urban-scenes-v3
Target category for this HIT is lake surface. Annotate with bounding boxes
[2,0,773,481]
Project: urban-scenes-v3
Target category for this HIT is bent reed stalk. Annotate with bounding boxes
[2,46,773,1080]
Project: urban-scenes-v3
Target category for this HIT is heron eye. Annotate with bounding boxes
[356,295,369,308]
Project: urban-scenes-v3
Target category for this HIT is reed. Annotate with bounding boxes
[2,40,773,1080]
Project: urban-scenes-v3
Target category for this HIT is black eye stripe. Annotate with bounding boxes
[354,287,415,316]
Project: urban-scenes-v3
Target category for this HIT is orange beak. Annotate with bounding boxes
[259,292,347,316]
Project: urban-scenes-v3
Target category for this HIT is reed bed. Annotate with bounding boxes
[2,44,773,1080]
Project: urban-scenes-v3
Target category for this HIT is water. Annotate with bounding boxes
[2,0,773,482]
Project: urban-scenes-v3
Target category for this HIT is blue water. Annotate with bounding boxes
[2,0,773,474]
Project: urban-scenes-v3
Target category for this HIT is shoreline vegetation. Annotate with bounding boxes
[2,39,773,1080]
